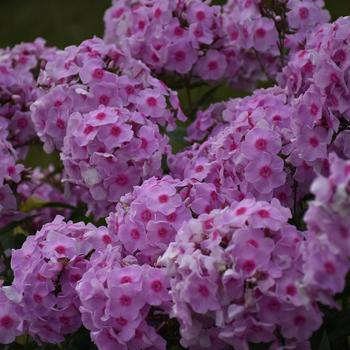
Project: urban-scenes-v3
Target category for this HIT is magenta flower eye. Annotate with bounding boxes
[175,51,185,62]
[120,295,132,306]
[110,126,121,137]
[241,259,256,273]
[299,7,309,19]
[130,229,140,240]
[54,245,66,254]
[92,68,104,79]
[197,285,209,298]
[151,280,163,292]
[158,194,169,203]
[259,166,272,178]
[0,316,14,329]
[255,138,267,150]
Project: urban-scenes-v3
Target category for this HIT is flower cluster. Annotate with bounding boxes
[171,87,298,209]
[0,285,22,344]
[31,37,184,217]
[107,175,224,263]
[62,106,170,218]
[0,132,24,228]
[160,199,322,349]
[0,39,55,155]
[104,0,329,88]
[77,245,170,350]
[32,37,183,153]
[277,16,350,172]
[303,153,350,301]
[222,0,330,88]
[9,216,104,343]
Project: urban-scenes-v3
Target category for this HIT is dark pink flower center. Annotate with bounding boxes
[198,285,209,298]
[247,239,259,248]
[110,126,122,137]
[294,315,306,326]
[268,300,281,312]
[309,137,319,148]
[174,26,184,37]
[258,209,270,218]
[138,21,146,30]
[33,294,43,304]
[299,7,309,19]
[17,117,28,129]
[120,295,132,306]
[255,138,267,150]
[255,28,266,38]
[141,138,148,149]
[208,61,218,71]
[84,125,94,135]
[55,245,66,254]
[158,194,169,203]
[121,276,132,284]
[54,100,63,108]
[116,175,128,185]
[103,235,112,244]
[151,280,163,292]
[324,261,336,274]
[141,209,152,222]
[96,112,106,120]
[158,227,168,238]
[92,68,104,79]
[236,207,247,215]
[7,166,15,175]
[0,315,14,329]
[154,8,162,18]
[116,317,128,326]
[259,166,272,178]
[146,96,157,107]
[59,316,70,326]
[286,284,297,296]
[56,118,65,129]
[310,104,319,116]
[196,11,206,21]
[130,229,140,240]
[242,259,256,273]
[167,212,177,222]
[175,51,186,62]
[99,95,110,105]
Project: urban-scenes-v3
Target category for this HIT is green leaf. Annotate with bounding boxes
[0,216,37,236]
[318,330,332,350]
[20,196,48,212]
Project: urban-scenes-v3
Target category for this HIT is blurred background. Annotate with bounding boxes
[0,0,350,49]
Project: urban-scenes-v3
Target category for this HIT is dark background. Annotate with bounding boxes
[0,0,349,49]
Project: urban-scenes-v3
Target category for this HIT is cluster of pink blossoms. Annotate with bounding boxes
[0,284,22,344]
[0,132,24,228]
[279,16,350,161]
[104,0,329,88]
[107,175,224,263]
[6,216,107,343]
[0,39,55,155]
[160,200,323,349]
[303,153,350,302]
[31,37,185,218]
[77,245,171,350]
[171,87,298,209]
[182,14,350,209]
